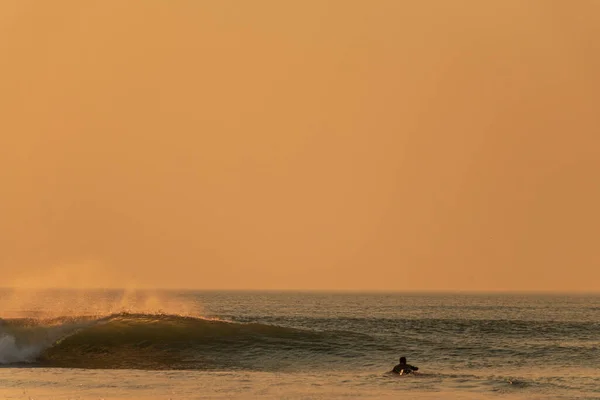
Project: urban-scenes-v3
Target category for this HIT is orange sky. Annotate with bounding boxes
[1,1,599,291]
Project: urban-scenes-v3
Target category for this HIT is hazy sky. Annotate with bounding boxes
[1,1,599,291]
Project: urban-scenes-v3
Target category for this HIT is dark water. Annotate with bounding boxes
[1,291,599,398]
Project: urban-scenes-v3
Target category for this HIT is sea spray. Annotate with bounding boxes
[0,333,39,363]
[0,316,97,364]
[0,288,203,319]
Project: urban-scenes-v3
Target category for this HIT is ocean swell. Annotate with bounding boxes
[0,313,365,370]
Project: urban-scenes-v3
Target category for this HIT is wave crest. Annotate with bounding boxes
[1,313,359,370]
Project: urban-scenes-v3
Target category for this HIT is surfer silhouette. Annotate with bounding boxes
[391,356,418,375]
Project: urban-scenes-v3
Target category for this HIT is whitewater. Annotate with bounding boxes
[1,290,599,399]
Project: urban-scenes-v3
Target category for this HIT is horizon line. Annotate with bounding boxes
[1,287,599,295]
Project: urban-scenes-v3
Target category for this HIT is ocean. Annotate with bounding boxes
[1,290,599,399]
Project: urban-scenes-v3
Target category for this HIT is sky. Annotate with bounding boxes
[1,1,599,291]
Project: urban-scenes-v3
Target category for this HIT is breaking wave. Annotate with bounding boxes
[0,314,369,370]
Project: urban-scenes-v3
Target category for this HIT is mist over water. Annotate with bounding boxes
[0,288,203,319]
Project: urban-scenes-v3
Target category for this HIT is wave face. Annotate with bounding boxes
[0,313,370,370]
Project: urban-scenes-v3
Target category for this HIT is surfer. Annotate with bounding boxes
[391,356,418,375]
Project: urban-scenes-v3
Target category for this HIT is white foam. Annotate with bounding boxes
[0,333,42,364]
[0,319,96,364]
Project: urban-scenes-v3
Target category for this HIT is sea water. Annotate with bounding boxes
[0,290,599,399]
